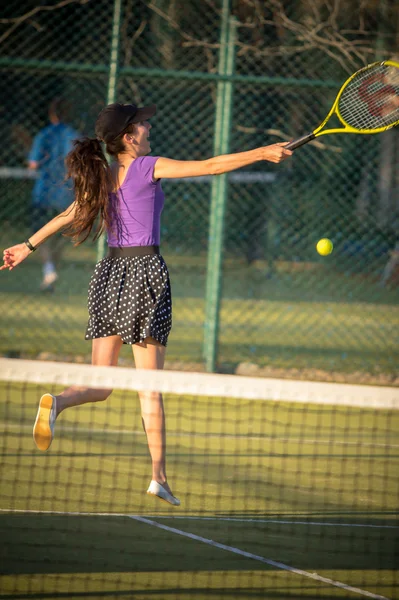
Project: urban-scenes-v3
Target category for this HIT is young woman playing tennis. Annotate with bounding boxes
[1,102,292,505]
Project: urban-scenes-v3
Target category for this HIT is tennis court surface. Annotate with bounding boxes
[1,358,398,600]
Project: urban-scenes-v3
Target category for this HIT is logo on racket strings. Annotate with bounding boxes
[358,73,397,118]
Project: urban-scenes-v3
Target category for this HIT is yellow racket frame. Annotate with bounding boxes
[286,60,399,150]
[316,59,399,137]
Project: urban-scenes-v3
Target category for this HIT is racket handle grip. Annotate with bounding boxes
[285,133,316,151]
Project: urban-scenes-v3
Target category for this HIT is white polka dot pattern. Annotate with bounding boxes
[85,254,172,346]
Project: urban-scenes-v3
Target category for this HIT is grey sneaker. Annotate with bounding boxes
[147,480,180,506]
[40,272,58,291]
[33,394,57,451]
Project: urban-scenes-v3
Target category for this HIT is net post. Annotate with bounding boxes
[96,0,123,263]
[203,2,237,372]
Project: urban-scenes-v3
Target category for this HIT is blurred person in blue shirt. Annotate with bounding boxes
[28,98,79,291]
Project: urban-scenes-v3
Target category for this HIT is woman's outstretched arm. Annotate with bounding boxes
[1,202,77,271]
[153,143,292,180]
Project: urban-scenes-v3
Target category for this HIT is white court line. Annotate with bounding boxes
[149,515,399,529]
[0,508,397,529]
[1,422,398,448]
[130,515,390,600]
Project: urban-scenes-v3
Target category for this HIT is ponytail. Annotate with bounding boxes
[64,137,113,245]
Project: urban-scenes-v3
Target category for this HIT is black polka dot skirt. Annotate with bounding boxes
[85,254,172,346]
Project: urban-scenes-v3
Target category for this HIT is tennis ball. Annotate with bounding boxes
[316,238,333,256]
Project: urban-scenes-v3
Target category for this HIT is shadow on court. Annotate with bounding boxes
[1,588,391,600]
[1,513,397,575]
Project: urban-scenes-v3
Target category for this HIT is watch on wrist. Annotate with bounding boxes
[24,239,37,252]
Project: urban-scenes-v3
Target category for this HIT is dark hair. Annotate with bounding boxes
[64,125,134,245]
[50,97,71,122]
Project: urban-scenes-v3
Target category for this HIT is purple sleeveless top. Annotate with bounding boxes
[107,156,165,247]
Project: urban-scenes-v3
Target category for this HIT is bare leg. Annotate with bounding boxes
[38,245,58,290]
[56,335,123,416]
[33,336,123,451]
[52,236,68,268]
[380,247,399,287]
[38,233,68,290]
[133,337,175,494]
[38,245,52,264]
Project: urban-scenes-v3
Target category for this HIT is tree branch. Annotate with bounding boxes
[233,0,382,72]
[145,0,219,49]
[0,0,90,46]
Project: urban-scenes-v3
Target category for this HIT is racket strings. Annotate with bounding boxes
[338,64,399,131]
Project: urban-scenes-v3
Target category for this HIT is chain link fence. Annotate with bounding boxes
[1,0,398,381]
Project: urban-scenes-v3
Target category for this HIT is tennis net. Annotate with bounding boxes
[1,358,398,600]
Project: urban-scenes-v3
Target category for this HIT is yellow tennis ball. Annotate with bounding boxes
[316,238,333,256]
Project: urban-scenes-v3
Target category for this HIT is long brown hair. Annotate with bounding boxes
[64,125,134,245]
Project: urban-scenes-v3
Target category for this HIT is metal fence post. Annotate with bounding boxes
[203,2,236,372]
[96,0,123,263]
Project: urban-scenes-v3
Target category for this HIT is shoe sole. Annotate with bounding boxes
[147,490,180,507]
[33,394,54,451]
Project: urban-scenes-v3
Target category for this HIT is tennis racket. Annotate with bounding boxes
[286,60,399,150]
